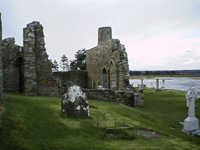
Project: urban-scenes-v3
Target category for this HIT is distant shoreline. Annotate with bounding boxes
[129,74,200,79]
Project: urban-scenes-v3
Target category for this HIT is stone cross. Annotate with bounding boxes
[183,87,200,132]
[161,79,165,89]
[139,78,145,89]
[156,79,159,90]
[141,79,144,85]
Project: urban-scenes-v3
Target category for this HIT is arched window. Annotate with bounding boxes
[109,60,118,89]
[102,68,108,88]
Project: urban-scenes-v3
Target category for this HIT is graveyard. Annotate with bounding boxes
[0,89,200,150]
[1,1,200,150]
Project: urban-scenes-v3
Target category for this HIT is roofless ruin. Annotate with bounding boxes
[0,12,143,106]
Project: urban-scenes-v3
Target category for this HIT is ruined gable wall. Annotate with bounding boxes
[23,22,58,96]
[112,43,129,89]
[86,27,129,89]
[1,38,22,92]
[86,41,114,88]
[23,22,38,95]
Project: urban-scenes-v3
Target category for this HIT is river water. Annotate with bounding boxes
[129,77,200,91]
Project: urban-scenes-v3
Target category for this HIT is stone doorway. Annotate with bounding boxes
[109,61,118,89]
[102,68,108,88]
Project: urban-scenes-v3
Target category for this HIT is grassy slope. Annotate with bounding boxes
[0,89,200,150]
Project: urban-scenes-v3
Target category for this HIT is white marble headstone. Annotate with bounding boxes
[183,87,199,133]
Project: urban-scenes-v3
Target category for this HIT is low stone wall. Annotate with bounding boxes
[84,89,144,107]
[54,71,88,88]
[54,71,88,95]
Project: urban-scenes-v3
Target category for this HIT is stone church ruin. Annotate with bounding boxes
[0,20,58,96]
[0,11,144,106]
[86,27,129,90]
[85,27,143,106]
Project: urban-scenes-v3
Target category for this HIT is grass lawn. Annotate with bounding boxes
[0,89,200,150]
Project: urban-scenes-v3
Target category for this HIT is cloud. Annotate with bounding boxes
[1,0,200,70]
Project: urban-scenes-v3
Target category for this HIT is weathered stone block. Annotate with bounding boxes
[61,85,89,117]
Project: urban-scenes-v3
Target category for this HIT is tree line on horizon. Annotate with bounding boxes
[50,49,86,72]
[50,48,200,76]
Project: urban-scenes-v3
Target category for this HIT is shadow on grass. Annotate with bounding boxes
[1,92,200,150]
[0,94,108,150]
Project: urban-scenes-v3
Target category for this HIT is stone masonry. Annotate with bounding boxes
[53,71,88,95]
[1,38,23,92]
[23,22,58,96]
[0,12,3,103]
[86,27,129,90]
[0,12,144,107]
[84,89,144,107]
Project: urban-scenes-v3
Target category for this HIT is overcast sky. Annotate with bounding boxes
[1,0,200,70]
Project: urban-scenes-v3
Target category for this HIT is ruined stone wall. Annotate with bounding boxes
[86,27,129,90]
[53,71,88,95]
[23,22,58,96]
[1,38,23,92]
[84,89,144,107]
[0,12,3,103]
[23,23,37,95]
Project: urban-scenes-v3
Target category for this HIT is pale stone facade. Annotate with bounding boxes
[86,27,129,89]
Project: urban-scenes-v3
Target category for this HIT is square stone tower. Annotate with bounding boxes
[86,27,129,89]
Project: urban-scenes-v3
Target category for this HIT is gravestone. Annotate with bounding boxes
[139,79,145,89]
[183,87,200,135]
[161,79,165,89]
[61,85,90,117]
[155,79,159,90]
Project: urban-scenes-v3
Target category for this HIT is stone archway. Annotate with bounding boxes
[109,60,118,89]
[102,68,108,88]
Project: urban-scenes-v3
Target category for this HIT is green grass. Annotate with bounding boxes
[0,89,200,150]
